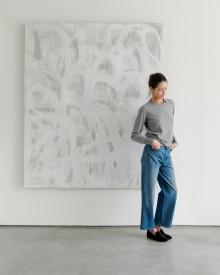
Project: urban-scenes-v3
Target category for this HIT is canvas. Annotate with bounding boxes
[24,22,163,188]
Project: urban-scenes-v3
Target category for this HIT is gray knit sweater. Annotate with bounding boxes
[130,98,178,147]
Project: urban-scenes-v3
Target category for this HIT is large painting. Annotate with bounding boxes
[24,22,163,188]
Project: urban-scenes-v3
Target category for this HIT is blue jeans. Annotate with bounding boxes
[140,144,177,230]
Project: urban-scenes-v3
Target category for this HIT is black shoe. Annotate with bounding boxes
[159,228,172,240]
[147,230,168,242]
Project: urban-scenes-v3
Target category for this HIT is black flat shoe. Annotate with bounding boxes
[159,228,172,239]
[147,230,168,242]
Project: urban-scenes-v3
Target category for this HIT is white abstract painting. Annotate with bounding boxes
[24,22,163,188]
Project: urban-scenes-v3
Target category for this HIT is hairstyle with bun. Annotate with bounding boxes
[148,72,167,97]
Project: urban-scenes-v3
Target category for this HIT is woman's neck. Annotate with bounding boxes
[150,97,164,104]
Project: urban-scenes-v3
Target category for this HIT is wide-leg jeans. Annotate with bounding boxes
[140,144,177,230]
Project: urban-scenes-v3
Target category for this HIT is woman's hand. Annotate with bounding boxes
[151,139,162,149]
[169,143,177,149]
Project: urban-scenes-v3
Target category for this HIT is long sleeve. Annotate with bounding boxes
[172,101,178,145]
[130,107,155,145]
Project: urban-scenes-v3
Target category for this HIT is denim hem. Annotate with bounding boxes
[140,226,155,230]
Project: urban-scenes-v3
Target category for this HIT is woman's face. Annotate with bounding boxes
[151,81,167,99]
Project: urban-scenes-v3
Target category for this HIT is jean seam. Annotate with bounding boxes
[160,190,167,226]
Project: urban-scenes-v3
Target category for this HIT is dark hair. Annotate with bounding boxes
[148,73,167,89]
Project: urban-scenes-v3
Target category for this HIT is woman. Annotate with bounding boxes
[131,72,178,242]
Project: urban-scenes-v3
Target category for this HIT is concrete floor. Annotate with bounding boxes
[0,226,219,275]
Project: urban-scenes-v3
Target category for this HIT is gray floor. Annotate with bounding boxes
[0,226,219,275]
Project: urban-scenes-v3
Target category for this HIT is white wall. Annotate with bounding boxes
[1,0,219,225]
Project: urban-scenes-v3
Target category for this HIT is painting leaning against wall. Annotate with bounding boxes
[24,22,163,188]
